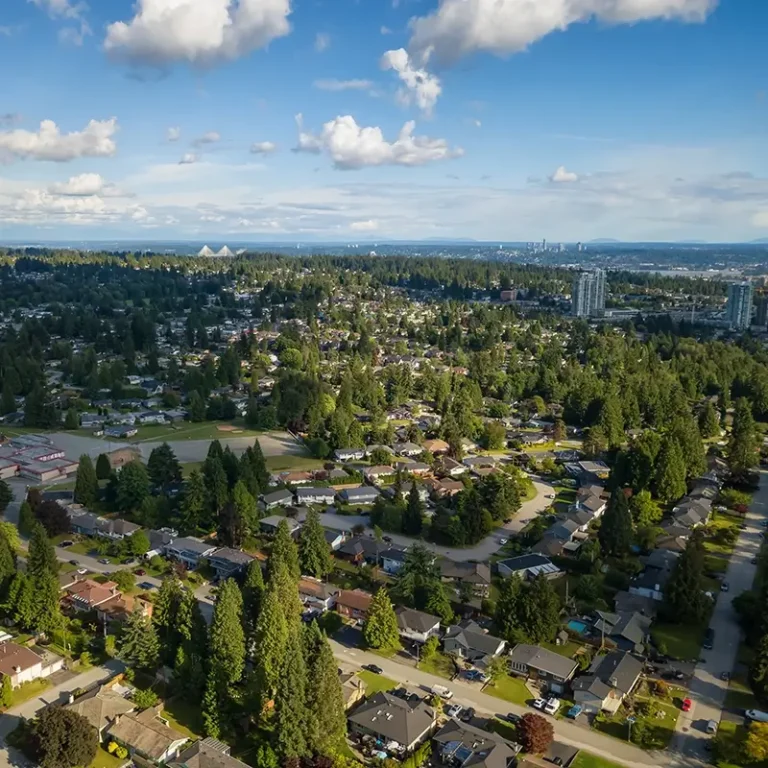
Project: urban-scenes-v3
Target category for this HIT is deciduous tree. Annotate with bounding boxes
[30,705,98,768]
[517,713,554,754]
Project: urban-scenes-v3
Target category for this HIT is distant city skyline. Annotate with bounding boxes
[0,0,766,242]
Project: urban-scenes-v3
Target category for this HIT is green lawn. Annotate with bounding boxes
[541,640,583,658]
[90,746,126,768]
[489,718,518,742]
[357,670,398,696]
[651,622,704,661]
[712,720,768,768]
[724,674,759,712]
[131,420,263,443]
[570,752,626,768]
[161,696,204,739]
[9,678,51,708]
[418,652,456,679]
[592,694,680,749]
[265,454,324,472]
[485,674,531,706]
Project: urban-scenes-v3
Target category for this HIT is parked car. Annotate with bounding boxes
[447,704,463,719]
[382,536,393,543]
[134,568,146,576]
[566,705,583,719]
[459,707,475,722]
[721,582,730,592]
[60,540,74,548]
[663,669,685,681]
[122,557,137,565]
[138,581,157,590]
[746,710,768,723]
[532,698,547,711]
[98,558,110,565]
[68,559,79,566]
[682,698,692,712]
[498,538,508,545]
[706,720,718,735]
[505,713,521,724]
[363,664,383,675]
[431,684,454,700]
[465,670,489,683]
[544,698,561,716]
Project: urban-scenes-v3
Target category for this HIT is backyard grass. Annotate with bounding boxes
[651,622,704,661]
[541,640,583,659]
[265,454,325,472]
[570,752,626,768]
[485,674,531,706]
[489,718,518,742]
[9,678,51,708]
[90,746,127,768]
[357,670,398,696]
[711,720,768,768]
[418,652,456,679]
[592,693,680,749]
[161,696,204,739]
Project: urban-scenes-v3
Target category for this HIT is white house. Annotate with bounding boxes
[296,487,336,506]
[396,607,441,644]
[0,642,64,688]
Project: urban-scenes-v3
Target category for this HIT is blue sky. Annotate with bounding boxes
[0,0,766,242]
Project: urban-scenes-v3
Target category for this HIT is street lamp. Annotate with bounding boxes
[627,715,636,743]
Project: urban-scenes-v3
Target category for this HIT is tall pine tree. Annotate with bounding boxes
[299,508,333,578]
[74,454,98,506]
[269,519,301,582]
[598,490,633,557]
[653,436,687,504]
[363,588,401,651]
[273,628,309,759]
[402,483,424,536]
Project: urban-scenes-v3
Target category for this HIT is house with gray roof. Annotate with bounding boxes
[164,536,217,570]
[591,611,651,654]
[261,489,294,510]
[207,547,256,581]
[433,719,520,768]
[508,644,579,695]
[572,651,643,714]
[440,561,492,598]
[296,486,336,506]
[443,621,505,669]
[396,607,441,644]
[348,692,437,753]
[497,554,561,581]
[338,486,380,505]
[169,738,250,768]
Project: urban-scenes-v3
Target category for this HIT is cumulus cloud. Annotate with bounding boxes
[314,79,374,92]
[193,131,221,146]
[30,0,92,45]
[167,126,181,142]
[0,118,118,162]
[49,173,104,196]
[251,141,277,154]
[551,165,579,183]
[104,0,292,67]
[314,32,330,52]
[380,25,392,35]
[407,0,718,64]
[179,152,199,164]
[350,219,379,231]
[381,48,441,115]
[293,114,463,170]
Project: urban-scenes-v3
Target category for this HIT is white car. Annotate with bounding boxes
[546,494,555,499]
[447,704,463,719]
[746,710,768,723]
[544,698,561,716]
[532,698,547,710]
[498,538,508,545]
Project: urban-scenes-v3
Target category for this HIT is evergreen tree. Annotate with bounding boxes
[630,489,662,528]
[299,508,333,578]
[0,529,16,598]
[598,392,625,449]
[74,454,98,507]
[495,576,524,641]
[252,583,288,710]
[31,705,98,768]
[0,380,15,417]
[189,391,206,422]
[750,634,768,703]
[17,501,34,536]
[699,401,720,439]
[95,453,112,481]
[0,673,12,708]
[248,440,270,489]
[653,436,687,504]
[28,523,58,580]
[273,629,309,759]
[495,575,560,644]
[147,443,182,488]
[64,408,79,430]
[269,519,301,582]
[116,460,150,512]
[232,480,258,537]
[670,415,706,479]
[6,572,36,629]
[180,470,207,532]
[209,579,246,689]
[32,573,63,635]
[174,590,207,699]
[598,490,633,557]
[241,559,265,647]
[424,583,454,624]
[152,578,183,663]
[661,534,709,625]
[363,588,401,651]
[728,397,759,477]
[0,479,12,514]
[396,542,442,610]
[204,456,228,516]
[120,604,160,669]
[402,483,424,536]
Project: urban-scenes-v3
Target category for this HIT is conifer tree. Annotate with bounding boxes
[653,436,687,504]
[152,578,183,663]
[269,519,301,582]
[273,628,309,759]
[96,452,112,481]
[299,508,333,578]
[120,604,160,669]
[728,397,759,477]
[180,469,207,533]
[74,454,98,507]
[252,583,288,710]
[699,401,721,439]
[28,523,58,580]
[402,483,424,536]
[363,588,401,652]
[242,559,265,647]
[598,490,633,557]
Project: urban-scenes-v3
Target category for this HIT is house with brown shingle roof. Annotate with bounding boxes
[106,705,188,764]
[63,578,121,612]
[335,589,373,621]
[65,683,136,738]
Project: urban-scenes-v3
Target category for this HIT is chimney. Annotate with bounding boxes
[609,677,618,688]
[68,693,75,705]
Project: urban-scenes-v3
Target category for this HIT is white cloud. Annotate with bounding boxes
[380,48,441,115]
[407,0,718,64]
[193,131,221,146]
[350,219,379,231]
[551,165,579,183]
[380,25,392,35]
[314,32,330,52]
[0,118,118,162]
[58,19,91,45]
[104,0,292,67]
[30,0,92,45]
[49,173,104,196]
[753,211,768,228]
[179,153,199,164]
[251,141,277,154]
[472,119,482,128]
[314,79,374,92]
[167,126,181,142]
[293,114,463,170]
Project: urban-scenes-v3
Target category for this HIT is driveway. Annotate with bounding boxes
[320,478,555,561]
[669,470,768,761]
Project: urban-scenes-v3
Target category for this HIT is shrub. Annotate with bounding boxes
[108,742,118,754]
[116,746,129,759]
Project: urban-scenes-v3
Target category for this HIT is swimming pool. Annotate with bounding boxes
[566,619,588,634]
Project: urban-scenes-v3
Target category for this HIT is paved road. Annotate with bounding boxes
[0,660,125,768]
[46,430,302,464]
[669,470,768,762]
[330,639,660,768]
[320,478,556,560]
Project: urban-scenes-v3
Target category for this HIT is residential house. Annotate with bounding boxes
[395,461,431,476]
[396,607,441,644]
[146,528,177,559]
[105,705,188,764]
[381,547,408,575]
[462,456,497,470]
[106,446,142,469]
[426,479,465,499]
[338,486,380,506]
[508,644,579,695]
[104,426,138,439]
[81,413,107,428]
[299,577,339,612]
[443,621,506,669]
[440,561,492,598]
[336,589,373,621]
[63,579,121,612]
[572,652,644,714]
[324,528,347,550]
[393,442,423,457]
[339,673,366,710]
[591,611,651,654]
[260,516,301,537]
[423,439,450,455]
[96,594,153,624]
[532,519,580,557]
[569,491,607,519]
[261,489,294,511]
[383,482,429,503]
[337,535,386,565]
[95,517,141,540]
[279,471,314,486]
[672,497,712,529]
[334,448,366,462]
[433,720,520,768]
[364,465,396,482]
[629,549,680,602]
[296,487,336,506]
[68,509,101,536]
[497,554,561,581]
[348,692,437,753]
[655,524,691,554]
[65,683,135,739]
[164,537,218,570]
[169,738,251,768]
[435,457,467,478]
[207,548,256,581]
[0,642,64,688]
[136,411,166,425]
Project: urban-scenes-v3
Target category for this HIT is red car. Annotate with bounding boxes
[134,568,146,576]
[682,698,692,712]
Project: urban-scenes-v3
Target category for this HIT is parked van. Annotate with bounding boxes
[703,627,715,650]
[431,684,454,700]
[746,710,768,723]
[706,720,718,735]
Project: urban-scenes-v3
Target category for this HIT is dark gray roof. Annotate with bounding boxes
[340,487,380,501]
[508,644,579,680]
[296,486,335,500]
[338,535,384,558]
[444,621,504,657]
[208,548,255,567]
[396,607,440,634]
[498,554,552,571]
[348,692,435,746]
[381,547,408,563]
[170,738,249,768]
[262,489,294,505]
[434,720,519,768]
[169,536,216,555]
[572,674,613,700]
[588,651,643,695]
[440,561,492,584]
